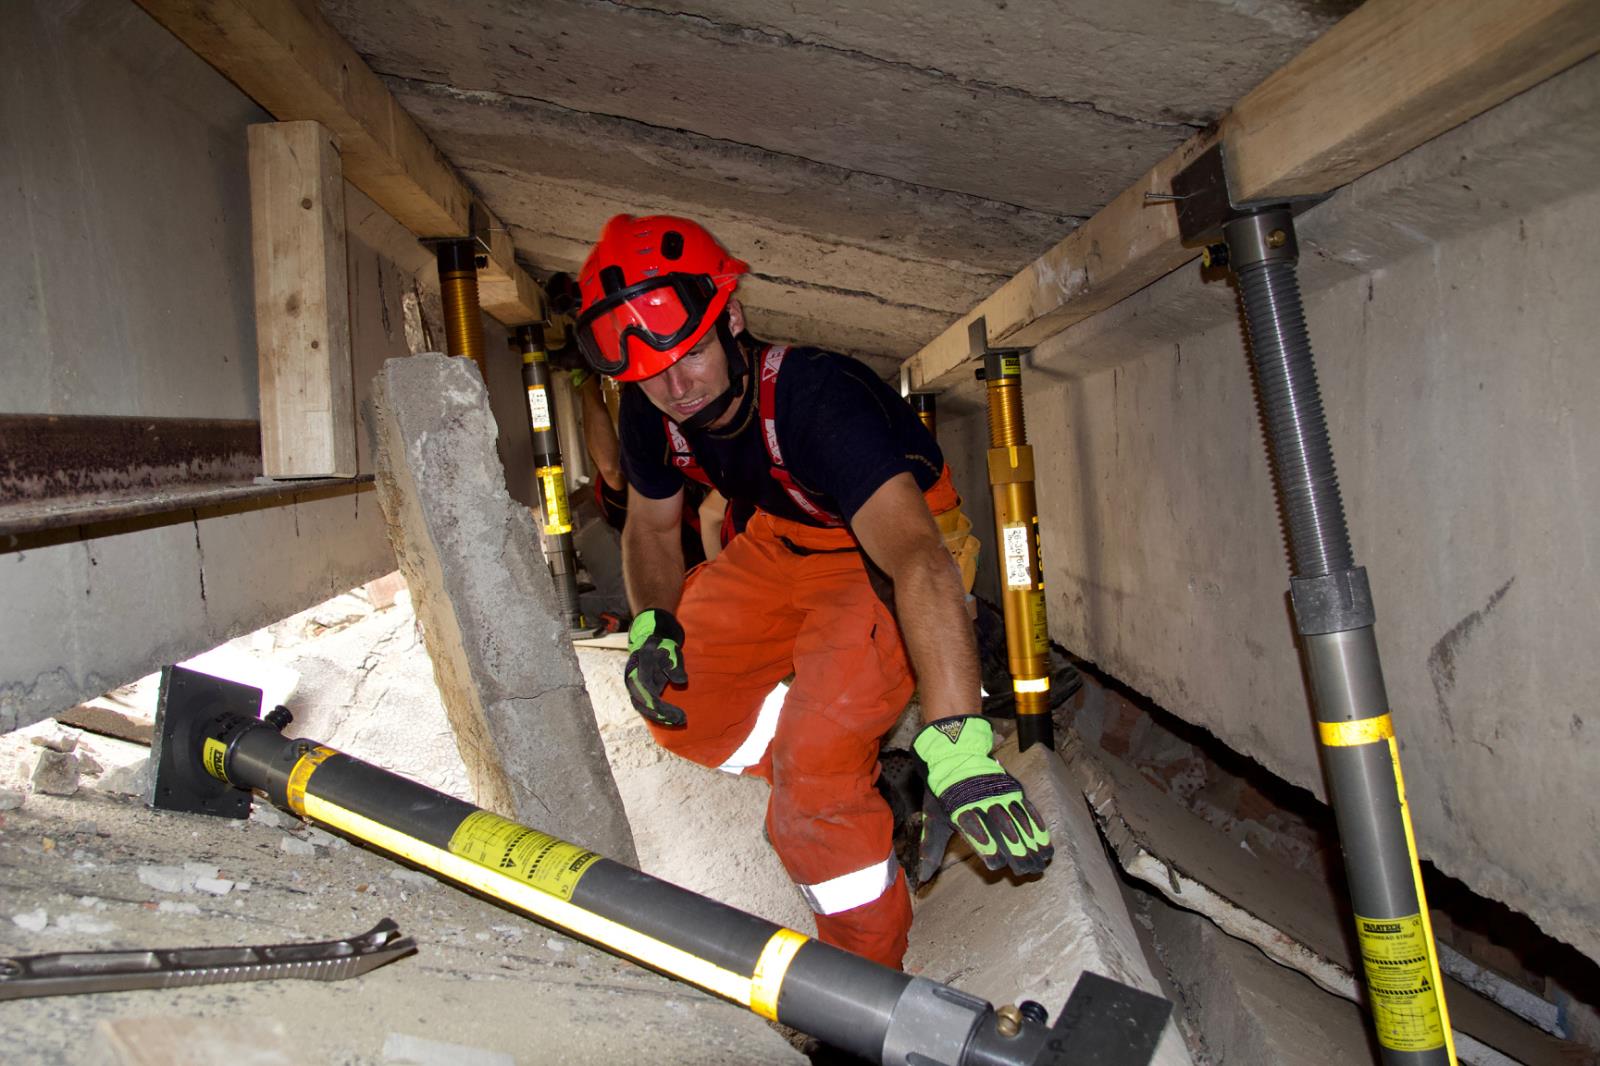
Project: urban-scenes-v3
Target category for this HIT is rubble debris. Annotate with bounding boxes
[31,748,80,795]
[137,865,191,894]
[30,731,79,753]
[12,908,48,933]
[0,788,24,811]
[280,836,317,857]
[193,877,235,896]
[382,1032,514,1066]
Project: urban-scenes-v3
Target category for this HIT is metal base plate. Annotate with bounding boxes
[147,665,259,818]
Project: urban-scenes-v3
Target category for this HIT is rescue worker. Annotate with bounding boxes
[574,214,1052,969]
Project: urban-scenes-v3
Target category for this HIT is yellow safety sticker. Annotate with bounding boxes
[527,385,552,431]
[448,811,599,903]
[750,928,808,1021]
[1000,353,1022,377]
[285,745,338,816]
[302,795,756,1006]
[1013,676,1050,694]
[536,465,573,535]
[1318,713,1394,747]
[1026,589,1049,652]
[1354,911,1448,1052]
[202,738,229,783]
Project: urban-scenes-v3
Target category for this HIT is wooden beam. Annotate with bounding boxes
[905,0,1600,390]
[134,0,543,325]
[249,121,356,478]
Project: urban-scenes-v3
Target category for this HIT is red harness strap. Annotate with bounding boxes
[757,345,842,527]
[658,344,841,527]
[664,418,713,487]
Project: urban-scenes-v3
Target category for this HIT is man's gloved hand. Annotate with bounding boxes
[625,609,688,727]
[913,715,1053,881]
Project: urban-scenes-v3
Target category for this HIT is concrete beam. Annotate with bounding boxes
[903,0,1600,391]
[369,353,636,863]
[131,0,543,326]
[906,736,1193,1066]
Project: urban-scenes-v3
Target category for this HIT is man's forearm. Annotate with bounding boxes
[893,542,982,724]
[622,521,688,614]
[580,379,625,489]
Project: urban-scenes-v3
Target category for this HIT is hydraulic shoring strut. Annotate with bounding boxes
[148,666,1170,1066]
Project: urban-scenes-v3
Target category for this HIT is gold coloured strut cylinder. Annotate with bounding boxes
[982,344,1053,751]
[434,239,486,377]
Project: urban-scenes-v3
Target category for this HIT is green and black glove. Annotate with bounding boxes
[625,609,689,728]
[914,715,1053,881]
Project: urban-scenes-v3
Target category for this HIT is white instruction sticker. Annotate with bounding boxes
[1002,523,1032,589]
[527,385,552,430]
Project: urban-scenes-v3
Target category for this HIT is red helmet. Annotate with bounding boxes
[575,214,748,382]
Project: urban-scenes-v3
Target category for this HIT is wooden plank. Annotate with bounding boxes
[249,120,356,478]
[1225,0,1600,202]
[904,0,1600,390]
[133,0,542,325]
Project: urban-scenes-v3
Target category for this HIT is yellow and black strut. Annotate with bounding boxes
[149,666,1170,1066]
[972,320,1053,752]
[515,324,581,631]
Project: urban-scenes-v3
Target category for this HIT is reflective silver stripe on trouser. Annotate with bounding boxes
[716,681,788,775]
[797,855,899,915]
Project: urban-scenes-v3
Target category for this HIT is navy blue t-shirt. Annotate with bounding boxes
[618,346,943,527]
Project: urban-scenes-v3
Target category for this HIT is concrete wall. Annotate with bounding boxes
[941,59,1600,961]
[0,1,531,730]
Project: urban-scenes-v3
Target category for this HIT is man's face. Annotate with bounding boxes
[637,326,735,428]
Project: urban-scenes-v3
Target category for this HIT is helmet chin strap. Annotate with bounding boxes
[677,314,752,434]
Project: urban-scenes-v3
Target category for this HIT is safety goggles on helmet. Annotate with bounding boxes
[575,272,719,378]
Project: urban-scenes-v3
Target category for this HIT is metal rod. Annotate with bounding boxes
[1224,207,1455,1066]
[435,240,486,376]
[981,350,1053,751]
[516,325,582,630]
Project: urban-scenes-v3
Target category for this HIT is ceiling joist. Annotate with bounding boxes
[903,0,1600,391]
[132,0,544,326]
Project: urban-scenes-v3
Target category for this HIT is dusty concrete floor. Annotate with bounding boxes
[0,586,802,1065]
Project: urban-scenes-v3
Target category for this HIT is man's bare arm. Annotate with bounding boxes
[622,486,689,613]
[578,375,625,490]
[850,472,979,724]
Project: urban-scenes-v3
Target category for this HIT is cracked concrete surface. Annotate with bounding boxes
[317,0,1348,360]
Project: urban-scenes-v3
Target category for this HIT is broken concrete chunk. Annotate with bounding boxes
[137,865,191,894]
[77,752,105,776]
[249,804,288,829]
[193,877,235,896]
[0,789,24,811]
[182,862,220,881]
[31,748,80,795]
[53,912,116,935]
[302,826,344,849]
[280,836,317,857]
[382,1032,514,1066]
[387,868,434,889]
[12,908,48,933]
[370,354,636,864]
[31,731,79,753]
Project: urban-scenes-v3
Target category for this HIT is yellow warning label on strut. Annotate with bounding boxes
[1354,911,1447,1052]
[202,738,229,783]
[536,465,573,535]
[447,811,599,902]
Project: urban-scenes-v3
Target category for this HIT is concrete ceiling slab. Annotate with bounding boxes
[319,0,1352,361]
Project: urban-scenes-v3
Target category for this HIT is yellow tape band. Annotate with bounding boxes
[1385,734,1457,1060]
[202,738,230,783]
[536,465,573,535]
[749,928,809,1021]
[284,745,338,816]
[1318,713,1394,748]
[300,794,756,1008]
[1012,676,1050,694]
